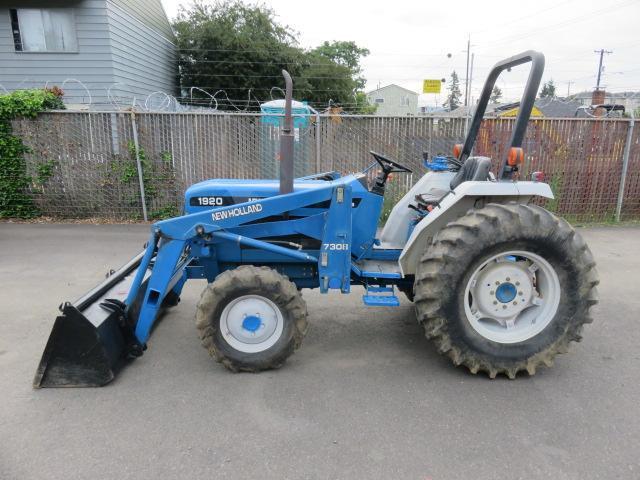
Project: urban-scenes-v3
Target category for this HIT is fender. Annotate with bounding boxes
[398,181,553,275]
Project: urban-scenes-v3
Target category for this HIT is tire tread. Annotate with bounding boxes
[195,265,308,372]
[414,203,598,379]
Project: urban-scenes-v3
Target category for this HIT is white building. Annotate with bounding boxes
[572,91,640,114]
[366,84,418,116]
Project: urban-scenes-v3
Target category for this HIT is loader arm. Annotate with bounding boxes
[126,185,331,343]
[34,178,358,387]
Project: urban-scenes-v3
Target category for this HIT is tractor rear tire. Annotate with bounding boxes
[414,203,599,379]
[196,265,308,372]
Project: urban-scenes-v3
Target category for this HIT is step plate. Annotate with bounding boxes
[362,294,400,307]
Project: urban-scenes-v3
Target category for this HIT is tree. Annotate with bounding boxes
[296,41,370,109]
[540,79,556,98]
[173,1,370,111]
[310,41,369,90]
[353,92,377,115]
[490,85,502,103]
[173,1,303,108]
[443,71,462,111]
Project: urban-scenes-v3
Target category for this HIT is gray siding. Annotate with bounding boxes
[109,0,173,40]
[0,0,176,108]
[0,0,116,105]
[105,0,176,105]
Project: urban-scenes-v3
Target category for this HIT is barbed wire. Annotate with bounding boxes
[6,64,640,102]
[1,77,639,117]
[0,78,328,112]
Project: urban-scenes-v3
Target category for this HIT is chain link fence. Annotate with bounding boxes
[7,111,639,222]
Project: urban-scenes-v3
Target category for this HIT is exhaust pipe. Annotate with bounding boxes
[279,70,294,195]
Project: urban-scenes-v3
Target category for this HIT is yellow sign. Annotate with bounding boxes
[423,79,442,94]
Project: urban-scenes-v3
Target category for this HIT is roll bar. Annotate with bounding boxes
[458,50,545,179]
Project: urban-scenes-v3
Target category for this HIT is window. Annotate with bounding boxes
[10,8,78,52]
[400,96,410,107]
[374,98,384,104]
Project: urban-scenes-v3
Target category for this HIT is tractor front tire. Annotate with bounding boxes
[414,203,598,379]
[196,265,308,372]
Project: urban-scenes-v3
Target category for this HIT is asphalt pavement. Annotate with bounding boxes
[1,223,639,480]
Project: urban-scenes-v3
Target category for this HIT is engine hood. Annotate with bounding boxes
[184,178,333,213]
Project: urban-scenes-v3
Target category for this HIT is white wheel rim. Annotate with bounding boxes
[463,250,561,344]
[220,295,284,353]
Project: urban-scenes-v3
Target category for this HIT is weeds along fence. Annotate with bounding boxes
[9,111,640,222]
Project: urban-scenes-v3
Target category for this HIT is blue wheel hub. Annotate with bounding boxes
[495,282,517,303]
[242,315,262,332]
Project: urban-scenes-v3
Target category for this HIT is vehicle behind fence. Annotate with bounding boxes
[9,111,640,222]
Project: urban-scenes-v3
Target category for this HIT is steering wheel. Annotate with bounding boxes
[369,151,413,174]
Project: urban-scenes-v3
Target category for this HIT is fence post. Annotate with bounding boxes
[130,112,148,222]
[315,113,321,172]
[615,116,635,222]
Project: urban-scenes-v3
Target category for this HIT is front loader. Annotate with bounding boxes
[34,51,598,387]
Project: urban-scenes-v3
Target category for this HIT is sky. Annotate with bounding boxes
[160,0,640,107]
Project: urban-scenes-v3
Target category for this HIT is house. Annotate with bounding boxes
[490,98,583,118]
[0,0,176,108]
[572,90,640,114]
[533,98,583,118]
[432,98,583,118]
[366,84,418,116]
[418,105,445,115]
[431,104,474,118]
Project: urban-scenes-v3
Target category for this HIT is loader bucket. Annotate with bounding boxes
[34,252,146,388]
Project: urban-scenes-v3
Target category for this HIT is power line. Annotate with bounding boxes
[476,0,636,51]
[180,73,364,80]
[176,46,453,57]
[175,50,634,80]
[472,0,577,35]
[178,58,456,68]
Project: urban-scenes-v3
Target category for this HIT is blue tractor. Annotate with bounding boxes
[34,51,598,386]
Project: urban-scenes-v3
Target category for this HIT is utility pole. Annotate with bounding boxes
[594,49,612,90]
[464,36,471,106]
[465,53,475,136]
[592,49,612,117]
[468,53,475,105]
[566,81,573,97]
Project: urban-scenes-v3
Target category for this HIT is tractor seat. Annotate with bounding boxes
[449,156,492,189]
[415,188,449,205]
[415,157,492,207]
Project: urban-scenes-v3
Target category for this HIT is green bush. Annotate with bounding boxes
[0,89,65,218]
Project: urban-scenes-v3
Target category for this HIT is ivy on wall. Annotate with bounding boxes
[102,142,179,220]
[0,88,65,218]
